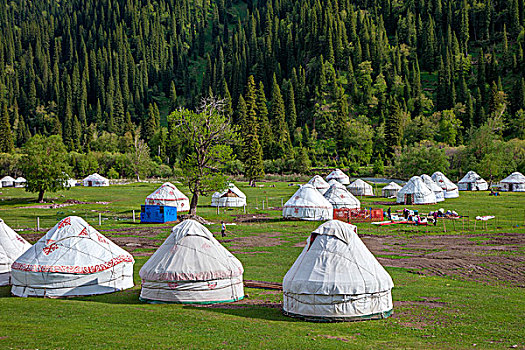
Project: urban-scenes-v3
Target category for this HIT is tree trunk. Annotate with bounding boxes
[38,189,45,203]
[189,192,199,216]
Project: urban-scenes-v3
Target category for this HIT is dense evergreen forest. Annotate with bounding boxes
[0,0,524,181]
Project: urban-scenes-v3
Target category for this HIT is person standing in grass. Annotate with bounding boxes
[433,211,438,226]
[221,221,226,237]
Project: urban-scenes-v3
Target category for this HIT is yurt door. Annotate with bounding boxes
[405,194,413,205]
[467,183,472,191]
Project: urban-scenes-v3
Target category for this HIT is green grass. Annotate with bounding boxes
[0,181,524,349]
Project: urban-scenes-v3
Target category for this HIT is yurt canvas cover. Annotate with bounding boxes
[83,173,109,187]
[14,177,27,188]
[145,182,190,212]
[458,171,489,191]
[0,219,32,286]
[11,216,134,297]
[327,179,340,186]
[381,182,402,197]
[348,179,374,196]
[307,175,330,194]
[283,220,394,321]
[323,183,360,209]
[499,172,525,192]
[431,172,459,198]
[1,176,15,187]
[420,174,445,202]
[396,176,437,205]
[140,220,244,304]
[326,169,350,185]
[211,183,246,207]
[283,184,333,221]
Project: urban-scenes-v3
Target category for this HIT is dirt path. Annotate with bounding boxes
[361,232,525,287]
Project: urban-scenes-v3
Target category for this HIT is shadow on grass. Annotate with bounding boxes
[183,303,299,322]
[0,197,39,206]
[0,286,12,297]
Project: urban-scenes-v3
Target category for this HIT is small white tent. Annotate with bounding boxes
[0,219,32,286]
[323,183,360,209]
[83,173,109,187]
[1,176,15,187]
[307,175,330,194]
[211,183,246,207]
[348,179,374,196]
[145,182,190,212]
[396,176,437,205]
[381,182,402,198]
[327,178,340,186]
[458,171,488,191]
[326,169,350,185]
[11,216,134,297]
[421,174,445,202]
[14,177,27,188]
[499,172,525,192]
[283,184,333,221]
[140,220,244,304]
[283,220,394,321]
[431,172,459,198]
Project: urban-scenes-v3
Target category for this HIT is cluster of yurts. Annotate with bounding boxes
[1,216,393,321]
[282,170,473,221]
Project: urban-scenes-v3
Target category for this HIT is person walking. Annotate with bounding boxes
[433,211,438,226]
[221,221,226,237]
[387,207,392,221]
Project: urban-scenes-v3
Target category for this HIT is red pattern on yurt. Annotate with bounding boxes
[11,254,134,274]
[58,217,71,229]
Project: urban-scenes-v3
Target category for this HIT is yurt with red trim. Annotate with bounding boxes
[325,169,350,185]
[323,182,360,209]
[431,172,459,198]
[0,219,32,286]
[11,216,134,297]
[307,175,330,194]
[139,220,244,304]
[283,184,333,221]
[145,182,190,212]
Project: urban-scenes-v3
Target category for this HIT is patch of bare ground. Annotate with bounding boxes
[361,232,525,287]
[392,299,452,330]
[232,213,273,223]
[227,232,284,250]
[231,250,270,254]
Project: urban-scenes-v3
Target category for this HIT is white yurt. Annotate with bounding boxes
[139,220,244,304]
[420,174,445,202]
[396,176,437,205]
[327,178,340,186]
[83,173,109,187]
[381,182,402,198]
[283,184,333,221]
[11,216,134,297]
[145,182,190,212]
[458,171,489,191]
[307,175,330,195]
[326,169,350,185]
[14,177,27,188]
[323,183,360,209]
[283,220,394,321]
[431,172,459,198]
[1,176,15,187]
[348,179,374,196]
[499,172,525,192]
[211,183,246,207]
[0,219,32,286]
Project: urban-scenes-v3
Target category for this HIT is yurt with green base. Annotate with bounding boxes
[283,220,394,322]
[139,220,244,304]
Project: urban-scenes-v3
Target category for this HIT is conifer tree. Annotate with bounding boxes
[385,100,402,155]
[242,76,264,185]
[285,82,297,136]
[256,81,273,157]
[0,104,14,153]
[270,75,291,157]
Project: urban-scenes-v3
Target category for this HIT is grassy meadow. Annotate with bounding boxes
[0,180,524,349]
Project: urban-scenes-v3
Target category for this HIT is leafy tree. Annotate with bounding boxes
[21,135,70,202]
[127,127,151,181]
[393,143,450,179]
[168,97,239,215]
